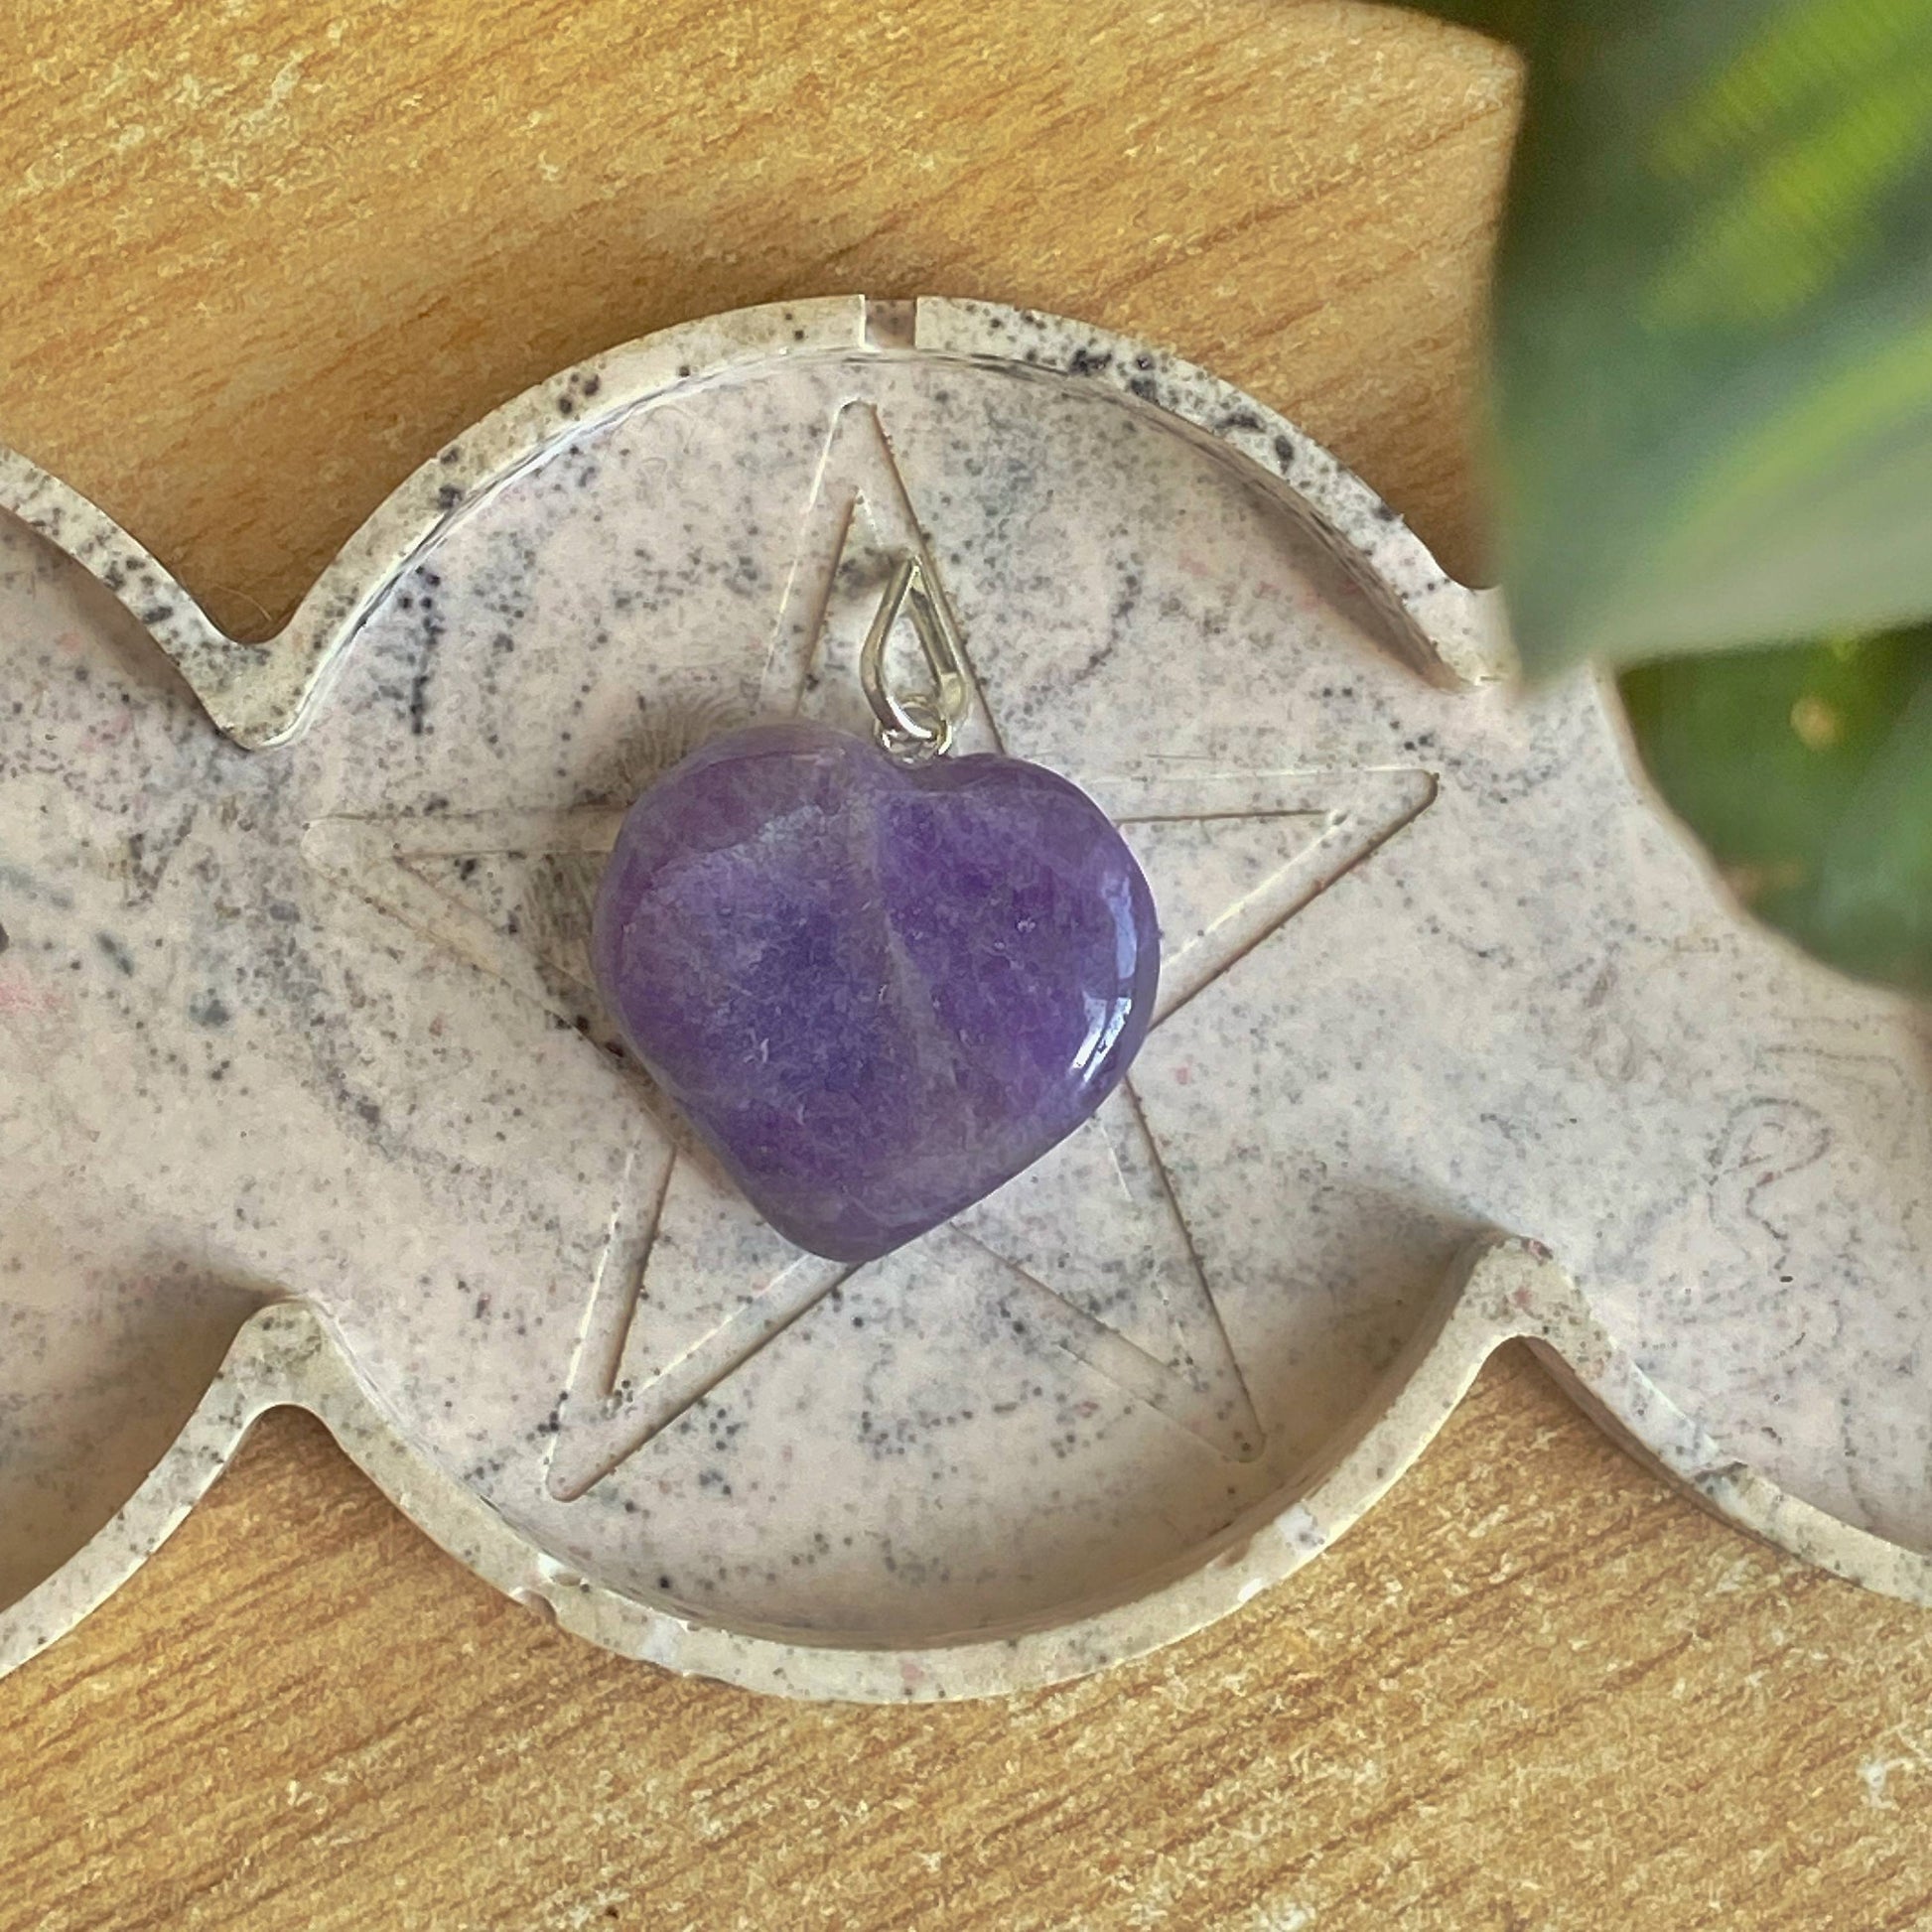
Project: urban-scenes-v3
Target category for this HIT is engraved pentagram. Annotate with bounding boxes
[304,400,1435,1501]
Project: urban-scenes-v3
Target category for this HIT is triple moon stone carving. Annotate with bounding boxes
[2,297,1928,1702]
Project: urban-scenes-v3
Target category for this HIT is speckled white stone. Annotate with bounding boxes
[2,297,1928,1702]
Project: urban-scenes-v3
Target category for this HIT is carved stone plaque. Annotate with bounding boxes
[3,298,1927,1701]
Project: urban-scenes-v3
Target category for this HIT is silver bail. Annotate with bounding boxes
[859,551,970,760]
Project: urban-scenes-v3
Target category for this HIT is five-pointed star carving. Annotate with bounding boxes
[304,403,1435,1501]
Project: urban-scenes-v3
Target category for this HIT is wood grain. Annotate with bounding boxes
[2,2,1928,1925]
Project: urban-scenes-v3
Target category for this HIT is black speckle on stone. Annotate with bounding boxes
[1374,500,1401,523]
[1067,346,1111,376]
[557,393,577,417]
[437,483,463,511]
[657,1574,672,1591]
[267,899,300,923]
[1218,408,1264,435]
[189,991,232,1028]
[409,631,441,738]
[439,444,463,466]
[94,932,134,976]
[354,1097,382,1127]
[581,372,603,398]
[138,604,173,627]
[1272,433,1298,471]
[1127,375,1160,402]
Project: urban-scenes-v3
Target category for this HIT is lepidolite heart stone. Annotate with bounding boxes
[592,720,1161,1263]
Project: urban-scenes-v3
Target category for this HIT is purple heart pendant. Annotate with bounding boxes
[592,718,1161,1263]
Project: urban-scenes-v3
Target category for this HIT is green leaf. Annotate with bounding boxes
[1490,0,1932,676]
[1620,621,1932,992]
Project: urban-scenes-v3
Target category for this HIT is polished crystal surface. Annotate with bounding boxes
[592,721,1161,1262]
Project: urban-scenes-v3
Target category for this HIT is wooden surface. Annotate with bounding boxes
[2,3,1929,1926]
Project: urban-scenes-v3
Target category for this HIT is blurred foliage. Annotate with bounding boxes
[1413,0,1932,990]
[1622,623,1932,992]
